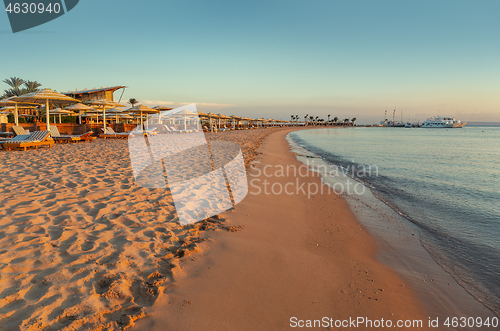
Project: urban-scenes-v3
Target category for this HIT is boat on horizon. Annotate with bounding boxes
[421,116,467,128]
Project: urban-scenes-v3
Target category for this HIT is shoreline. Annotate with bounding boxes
[133,128,432,330]
[287,128,497,321]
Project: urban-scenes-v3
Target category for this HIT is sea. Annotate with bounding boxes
[289,126,499,316]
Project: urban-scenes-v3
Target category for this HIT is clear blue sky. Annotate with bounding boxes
[1,0,499,123]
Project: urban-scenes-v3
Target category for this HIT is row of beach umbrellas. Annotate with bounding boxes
[0,88,163,130]
[0,88,289,131]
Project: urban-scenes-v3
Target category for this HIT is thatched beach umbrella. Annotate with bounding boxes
[105,108,126,124]
[84,99,125,131]
[206,113,222,131]
[173,108,199,131]
[118,113,134,122]
[218,114,231,125]
[64,103,96,124]
[12,88,80,130]
[153,106,173,111]
[128,104,159,131]
[49,108,76,123]
[153,106,173,123]
[230,115,242,129]
[0,96,38,126]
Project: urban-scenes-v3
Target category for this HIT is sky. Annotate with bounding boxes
[1,0,499,124]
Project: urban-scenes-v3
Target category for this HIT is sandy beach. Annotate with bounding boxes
[0,127,493,330]
[0,129,273,330]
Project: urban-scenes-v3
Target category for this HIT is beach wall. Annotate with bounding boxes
[0,123,137,135]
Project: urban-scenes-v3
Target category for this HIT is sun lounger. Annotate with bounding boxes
[0,134,30,149]
[99,127,130,139]
[3,131,54,151]
[49,126,79,143]
[11,125,28,136]
[49,126,96,143]
[74,131,96,142]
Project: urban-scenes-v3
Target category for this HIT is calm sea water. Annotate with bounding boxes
[290,126,500,315]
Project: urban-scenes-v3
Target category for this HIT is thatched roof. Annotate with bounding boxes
[128,104,158,114]
[153,106,174,111]
[12,88,80,104]
[84,99,125,108]
[0,96,38,106]
[63,103,96,112]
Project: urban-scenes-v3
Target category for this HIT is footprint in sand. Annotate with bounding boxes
[24,279,51,301]
[93,276,116,295]
[143,231,156,238]
[131,279,158,307]
[81,240,95,252]
[23,225,46,234]
[88,203,108,218]
[53,215,70,225]
[48,228,63,241]
[78,189,90,197]
[65,181,78,189]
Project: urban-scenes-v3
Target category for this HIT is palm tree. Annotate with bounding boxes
[309,116,314,125]
[351,117,357,126]
[327,114,331,125]
[24,80,42,93]
[128,98,138,108]
[3,77,25,97]
[343,118,349,126]
[333,116,339,126]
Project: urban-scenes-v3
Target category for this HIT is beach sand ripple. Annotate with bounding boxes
[0,129,275,330]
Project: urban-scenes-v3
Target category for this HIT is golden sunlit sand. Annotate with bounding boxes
[0,129,274,330]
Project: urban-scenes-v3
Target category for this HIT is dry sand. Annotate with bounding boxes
[0,129,274,330]
[132,128,432,330]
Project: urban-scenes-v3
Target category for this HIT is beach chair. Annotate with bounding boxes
[11,125,28,136]
[99,127,130,139]
[3,131,54,151]
[0,134,30,149]
[49,126,96,143]
[49,126,80,143]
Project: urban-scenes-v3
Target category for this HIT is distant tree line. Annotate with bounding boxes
[291,114,357,126]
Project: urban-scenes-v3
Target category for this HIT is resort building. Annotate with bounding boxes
[62,86,127,102]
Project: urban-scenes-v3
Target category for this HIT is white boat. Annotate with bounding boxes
[404,122,412,128]
[421,116,466,128]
